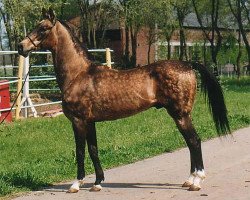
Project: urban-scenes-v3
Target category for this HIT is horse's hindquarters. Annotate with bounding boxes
[153,62,197,117]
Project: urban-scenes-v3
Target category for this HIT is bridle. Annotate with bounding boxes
[25,20,57,49]
[26,35,39,48]
[0,20,59,126]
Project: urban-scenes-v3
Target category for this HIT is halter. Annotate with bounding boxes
[26,35,39,48]
[25,20,57,49]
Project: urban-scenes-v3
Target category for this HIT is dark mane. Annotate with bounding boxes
[58,20,92,60]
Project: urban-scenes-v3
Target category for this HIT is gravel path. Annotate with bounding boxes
[14,126,250,200]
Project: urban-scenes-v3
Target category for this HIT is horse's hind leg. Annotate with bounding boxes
[86,122,105,192]
[174,114,206,191]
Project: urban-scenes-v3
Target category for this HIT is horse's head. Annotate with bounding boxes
[18,8,57,57]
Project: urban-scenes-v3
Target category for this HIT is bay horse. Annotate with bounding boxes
[18,8,230,193]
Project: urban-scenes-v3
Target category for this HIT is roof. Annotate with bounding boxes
[184,12,249,31]
[68,12,250,32]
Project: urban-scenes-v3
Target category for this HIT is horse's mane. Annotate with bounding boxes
[58,20,92,60]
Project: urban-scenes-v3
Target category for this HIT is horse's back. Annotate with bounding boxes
[91,60,197,118]
[62,64,157,121]
[63,60,197,121]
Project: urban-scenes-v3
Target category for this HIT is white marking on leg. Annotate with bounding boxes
[69,179,84,191]
[183,170,197,187]
[187,172,196,184]
[90,184,102,192]
[94,185,102,190]
[193,169,206,188]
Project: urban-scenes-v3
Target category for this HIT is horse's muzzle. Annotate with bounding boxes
[17,43,29,57]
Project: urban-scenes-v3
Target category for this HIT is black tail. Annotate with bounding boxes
[192,62,231,136]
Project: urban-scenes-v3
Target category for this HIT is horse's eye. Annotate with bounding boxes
[40,27,47,34]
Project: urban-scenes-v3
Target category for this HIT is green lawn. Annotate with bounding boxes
[0,77,250,198]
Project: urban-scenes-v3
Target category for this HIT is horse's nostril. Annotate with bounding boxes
[17,44,23,53]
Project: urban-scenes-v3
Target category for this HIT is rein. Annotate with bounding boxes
[0,20,57,126]
[0,64,32,128]
[0,19,82,126]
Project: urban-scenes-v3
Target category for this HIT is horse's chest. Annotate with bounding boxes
[62,87,94,120]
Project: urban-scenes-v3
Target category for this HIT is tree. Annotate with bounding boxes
[116,0,146,67]
[227,0,250,78]
[141,0,174,64]
[158,2,177,60]
[141,0,161,64]
[0,0,63,73]
[172,0,192,61]
[0,0,23,68]
[192,0,224,75]
[77,0,116,49]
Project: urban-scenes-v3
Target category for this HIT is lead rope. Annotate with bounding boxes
[0,64,32,129]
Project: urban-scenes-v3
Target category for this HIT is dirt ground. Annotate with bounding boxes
[13,126,250,200]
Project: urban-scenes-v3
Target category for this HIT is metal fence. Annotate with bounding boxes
[0,49,113,119]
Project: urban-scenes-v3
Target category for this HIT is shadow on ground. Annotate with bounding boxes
[43,182,186,193]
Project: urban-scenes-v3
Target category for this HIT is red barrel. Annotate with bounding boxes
[0,80,12,122]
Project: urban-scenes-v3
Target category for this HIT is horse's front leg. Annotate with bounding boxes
[86,122,105,192]
[68,119,87,193]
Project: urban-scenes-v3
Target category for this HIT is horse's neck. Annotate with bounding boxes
[51,23,91,92]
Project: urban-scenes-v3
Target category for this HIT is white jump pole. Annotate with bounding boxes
[20,56,37,118]
[15,56,24,119]
[105,48,112,68]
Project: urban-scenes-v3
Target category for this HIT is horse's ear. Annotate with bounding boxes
[48,7,56,23]
[42,8,49,19]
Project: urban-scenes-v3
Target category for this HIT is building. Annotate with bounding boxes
[69,13,250,67]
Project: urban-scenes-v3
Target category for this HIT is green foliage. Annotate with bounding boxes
[76,0,118,48]
[1,1,53,49]
[58,0,81,20]
[216,33,248,66]
[191,43,203,62]
[0,0,250,69]
[0,78,249,197]
[220,76,250,90]
[158,45,168,60]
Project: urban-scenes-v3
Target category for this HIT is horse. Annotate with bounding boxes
[18,8,230,193]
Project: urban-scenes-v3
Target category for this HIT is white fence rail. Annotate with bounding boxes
[0,49,113,119]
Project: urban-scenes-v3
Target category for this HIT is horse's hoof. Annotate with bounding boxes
[67,180,84,193]
[182,181,193,187]
[89,185,102,192]
[188,184,201,191]
[67,188,79,193]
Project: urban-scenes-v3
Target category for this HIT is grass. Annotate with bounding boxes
[0,77,250,198]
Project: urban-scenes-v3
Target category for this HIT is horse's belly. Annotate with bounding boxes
[91,90,156,121]
[92,104,153,121]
